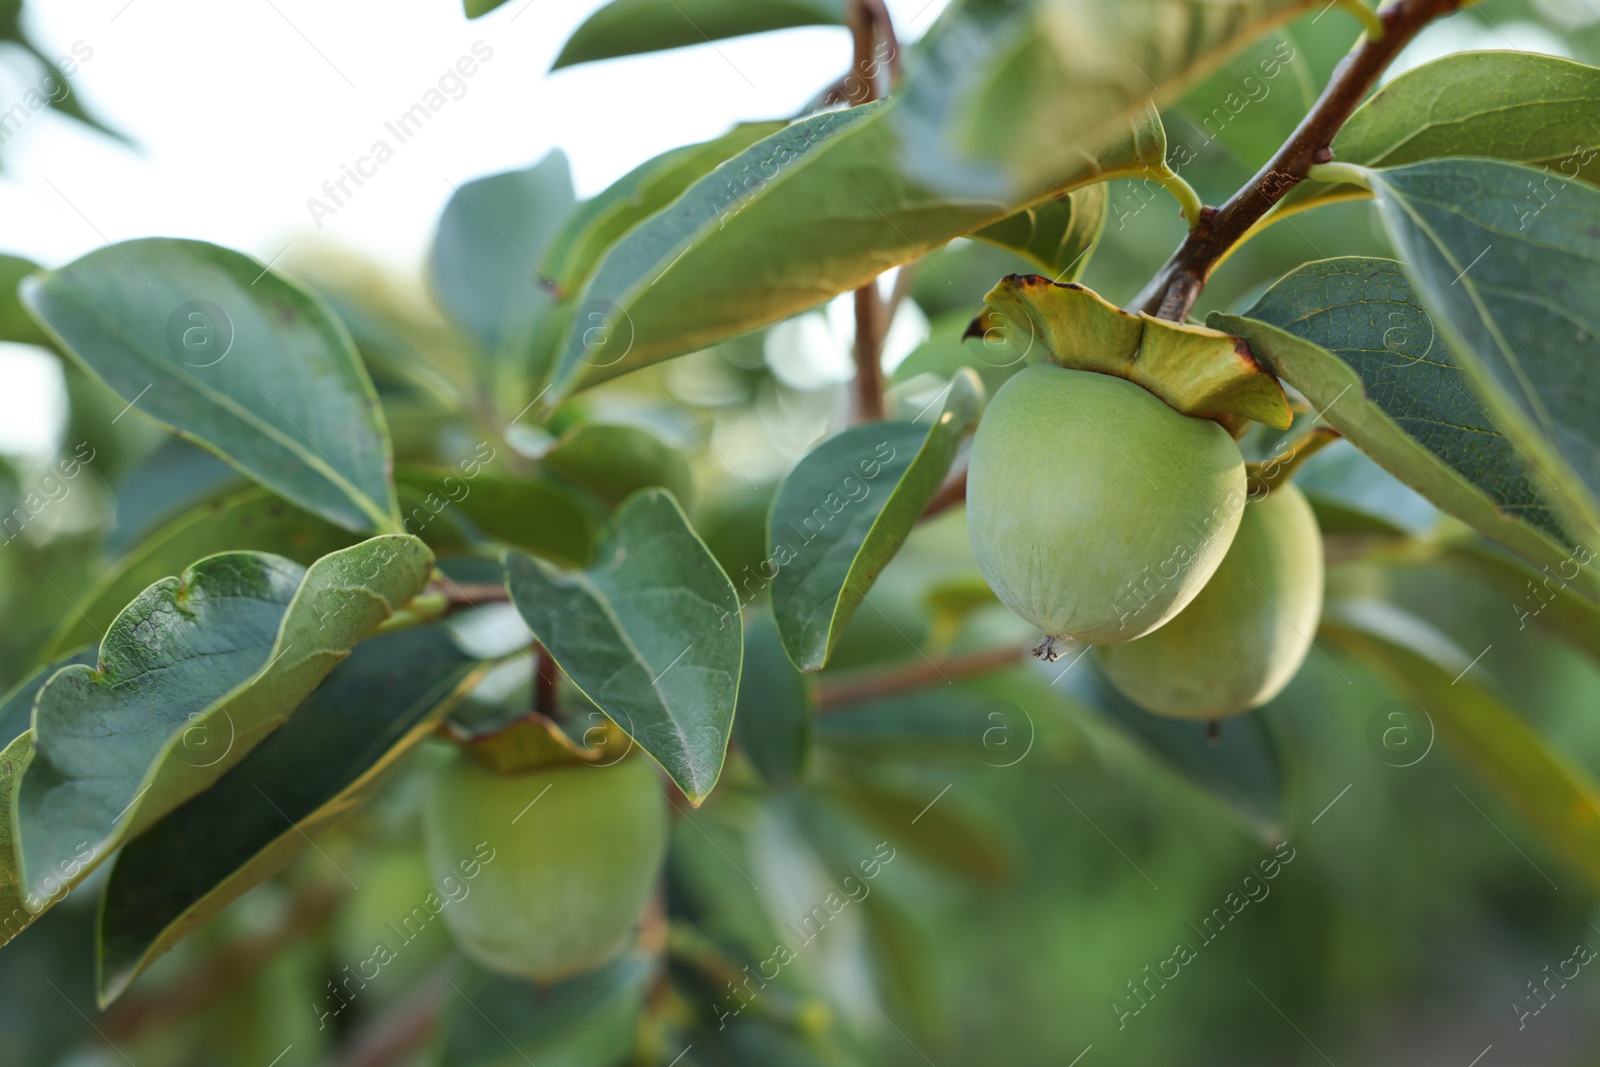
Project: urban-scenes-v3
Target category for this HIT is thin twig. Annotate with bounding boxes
[849,0,892,421]
[818,644,1026,710]
[1132,0,1464,321]
[436,581,511,607]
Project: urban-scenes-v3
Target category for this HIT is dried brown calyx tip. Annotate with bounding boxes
[964,275,1292,439]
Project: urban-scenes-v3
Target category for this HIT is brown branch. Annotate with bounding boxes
[849,0,892,421]
[1132,0,1464,321]
[533,642,558,718]
[436,581,510,608]
[818,644,1026,710]
[335,967,452,1067]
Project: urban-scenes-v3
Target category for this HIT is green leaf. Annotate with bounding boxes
[543,122,786,293]
[432,955,650,1067]
[463,0,511,16]
[895,0,1318,199]
[1212,257,1598,601]
[732,616,814,788]
[970,184,1107,280]
[1280,52,1600,220]
[1358,158,1600,548]
[15,535,433,902]
[429,152,575,384]
[1324,599,1600,893]
[824,774,1015,884]
[552,0,844,70]
[548,100,1166,398]
[505,489,742,801]
[541,422,695,510]
[768,371,981,672]
[0,255,49,348]
[20,238,398,533]
[1064,659,1285,839]
[97,626,481,1005]
[45,487,358,659]
[395,466,601,568]
[0,650,96,949]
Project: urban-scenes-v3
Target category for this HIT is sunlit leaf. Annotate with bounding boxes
[22,238,398,532]
[15,536,433,903]
[769,371,981,672]
[552,0,845,69]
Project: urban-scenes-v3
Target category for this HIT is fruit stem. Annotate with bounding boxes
[1247,426,1342,497]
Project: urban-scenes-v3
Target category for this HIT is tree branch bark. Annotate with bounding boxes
[818,644,1026,710]
[1132,0,1464,321]
[848,0,893,421]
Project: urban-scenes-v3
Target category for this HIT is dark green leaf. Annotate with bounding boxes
[1063,659,1285,839]
[769,371,980,672]
[541,422,694,510]
[1324,599,1600,893]
[548,102,1165,397]
[1360,158,1600,548]
[463,0,511,16]
[733,616,814,787]
[1212,257,1596,599]
[543,123,786,293]
[506,489,742,801]
[97,626,482,1004]
[396,465,600,568]
[553,0,844,69]
[21,238,398,532]
[433,954,650,1067]
[429,152,574,388]
[970,184,1107,280]
[16,536,433,902]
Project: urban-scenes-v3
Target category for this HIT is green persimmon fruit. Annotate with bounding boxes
[423,751,668,982]
[1096,483,1324,718]
[967,363,1247,646]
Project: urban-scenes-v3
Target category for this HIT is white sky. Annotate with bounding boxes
[0,0,949,457]
[0,0,950,269]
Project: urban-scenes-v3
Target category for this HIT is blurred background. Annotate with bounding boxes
[3,0,1600,1065]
